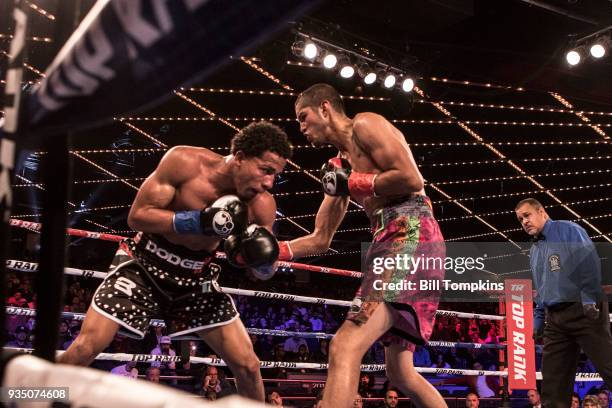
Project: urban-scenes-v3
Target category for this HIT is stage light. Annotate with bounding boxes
[401,77,414,92]
[383,73,396,88]
[590,43,606,58]
[566,50,581,66]
[323,53,338,69]
[338,56,354,78]
[304,42,318,59]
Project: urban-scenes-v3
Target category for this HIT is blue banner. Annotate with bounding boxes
[24,0,317,138]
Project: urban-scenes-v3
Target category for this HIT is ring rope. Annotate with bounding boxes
[5,260,505,320]
[3,348,604,381]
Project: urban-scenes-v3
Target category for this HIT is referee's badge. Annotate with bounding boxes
[548,254,561,272]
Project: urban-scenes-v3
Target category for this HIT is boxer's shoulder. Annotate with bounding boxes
[157,146,221,180]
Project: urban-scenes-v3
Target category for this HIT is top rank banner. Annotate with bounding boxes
[21,0,318,139]
[504,279,536,391]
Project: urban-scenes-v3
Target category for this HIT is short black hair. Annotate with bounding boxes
[296,83,345,114]
[230,121,292,159]
[515,198,544,211]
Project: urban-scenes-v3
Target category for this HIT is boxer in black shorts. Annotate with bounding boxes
[59,121,292,402]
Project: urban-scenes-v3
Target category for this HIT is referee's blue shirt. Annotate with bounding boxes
[530,219,603,331]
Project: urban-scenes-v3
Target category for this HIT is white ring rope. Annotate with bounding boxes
[3,348,604,381]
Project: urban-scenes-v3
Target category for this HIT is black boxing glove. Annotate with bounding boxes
[172,195,248,237]
[320,158,377,199]
[224,225,279,280]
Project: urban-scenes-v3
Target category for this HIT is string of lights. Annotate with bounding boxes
[110,109,612,129]
[414,86,612,243]
[415,99,612,117]
[433,168,612,186]
[0,50,46,77]
[439,182,612,202]
[70,152,139,191]
[25,0,55,20]
[276,209,363,221]
[119,121,169,147]
[395,119,612,127]
[173,91,240,131]
[115,116,612,127]
[73,204,131,214]
[72,178,146,185]
[446,228,524,242]
[84,219,117,234]
[545,92,611,240]
[170,86,612,117]
[0,34,52,43]
[239,57,293,91]
[178,86,390,101]
[550,92,611,140]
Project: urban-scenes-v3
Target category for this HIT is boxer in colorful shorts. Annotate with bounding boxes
[58,121,292,402]
[276,84,446,408]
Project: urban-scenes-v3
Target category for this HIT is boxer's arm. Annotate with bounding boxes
[128,147,194,233]
[286,194,349,259]
[248,192,277,232]
[353,112,424,194]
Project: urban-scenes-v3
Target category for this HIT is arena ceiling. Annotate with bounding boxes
[2,0,612,274]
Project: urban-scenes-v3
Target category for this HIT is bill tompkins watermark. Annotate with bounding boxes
[370,253,504,292]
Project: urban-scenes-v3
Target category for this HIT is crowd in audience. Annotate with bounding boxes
[5,272,611,406]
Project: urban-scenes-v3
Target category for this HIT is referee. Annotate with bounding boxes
[515,198,612,408]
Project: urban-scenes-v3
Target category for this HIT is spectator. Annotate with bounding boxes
[283,335,308,355]
[27,294,36,310]
[199,366,222,396]
[145,367,160,383]
[598,390,610,408]
[383,388,399,408]
[309,313,323,331]
[572,393,581,408]
[204,390,217,401]
[447,347,468,370]
[57,320,70,349]
[267,391,284,407]
[296,344,311,364]
[7,292,27,307]
[25,317,35,332]
[413,345,432,367]
[150,336,176,372]
[484,325,500,344]
[583,395,602,408]
[313,339,329,363]
[431,352,451,376]
[6,325,32,348]
[357,373,376,399]
[110,361,138,379]
[465,392,479,408]
[62,325,81,350]
[526,388,542,408]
